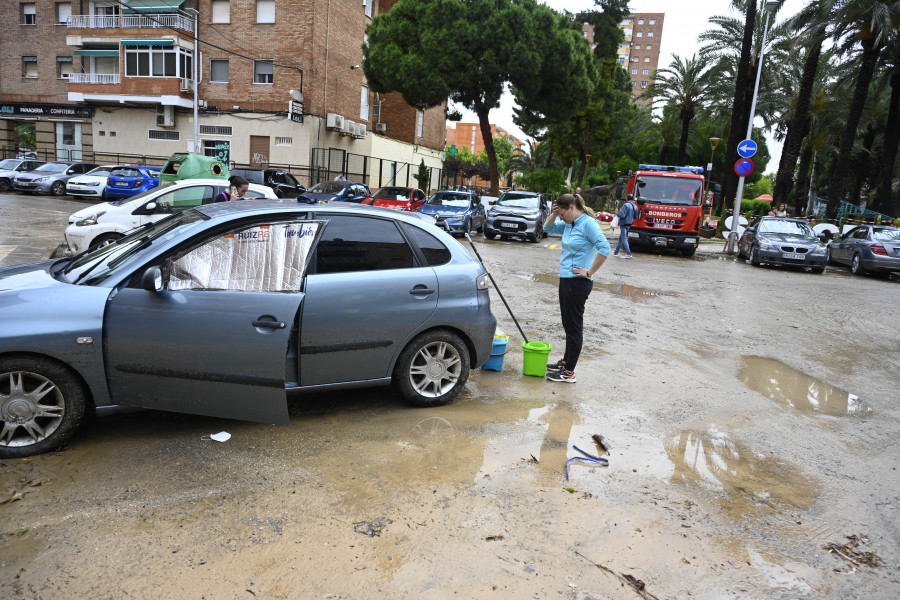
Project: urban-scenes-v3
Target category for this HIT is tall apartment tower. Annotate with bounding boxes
[582,13,664,109]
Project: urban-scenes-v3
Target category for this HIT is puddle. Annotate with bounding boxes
[737,356,872,416]
[522,272,678,301]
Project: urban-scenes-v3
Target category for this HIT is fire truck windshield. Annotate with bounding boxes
[636,176,702,206]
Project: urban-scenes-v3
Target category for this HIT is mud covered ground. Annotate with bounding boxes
[1,207,899,599]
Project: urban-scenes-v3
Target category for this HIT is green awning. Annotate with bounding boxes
[123,0,185,13]
[57,57,73,62]
[74,49,120,57]
[23,57,37,62]
[120,39,174,46]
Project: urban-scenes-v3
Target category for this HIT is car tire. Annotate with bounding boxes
[737,242,745,259]
[750,246,761,267]
[50,181,66,196]
[464,219,473,236]
[90,232,123,249]
[851,253,867,276]
[811,266,825,274]
[393,330,471,408]
[0,178,10,192]
[0,356,87,459]
[527,223,542,243]
[484,228,498,239]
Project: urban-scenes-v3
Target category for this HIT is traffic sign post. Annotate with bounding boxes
[737,139,758,158]
[734,158,755,177]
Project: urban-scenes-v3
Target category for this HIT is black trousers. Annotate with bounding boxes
[558,277,593,371]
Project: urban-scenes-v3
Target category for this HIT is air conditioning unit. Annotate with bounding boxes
[375,123,386,133]
[198,99,208,108]
[326,113,344,130]
[180,78,194,92]
[156,105,175,128]
[340,119,355,136]
[353,123,366,138]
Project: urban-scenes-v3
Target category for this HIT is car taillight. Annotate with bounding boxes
[135,180,142,188]
[476,273,490,291]
[870,244,888,256]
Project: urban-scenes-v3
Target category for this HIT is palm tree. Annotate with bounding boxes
[873,29,900,214]
[643,54,710,165]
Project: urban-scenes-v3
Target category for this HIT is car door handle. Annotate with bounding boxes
[409,286,435,295]
[252,320,286,329]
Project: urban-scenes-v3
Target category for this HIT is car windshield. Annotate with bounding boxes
[373,187,412,200]
[308,182,346,194]
[35,163,69,173]
[636,175,702,205]
[427,193,471,207]
[61,211,208,285]
[111,167,146,178]
[0,159,20,170]
[106,185,165,206]
[496,193,540,208]
[873,228,900,242]
[758,219,815,236]
[86,166,115,176]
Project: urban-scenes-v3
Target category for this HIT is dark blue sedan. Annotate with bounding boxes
[297,180,371,204]
[0,202,496,458]
[419,191,486,236]
[104,165,160,200]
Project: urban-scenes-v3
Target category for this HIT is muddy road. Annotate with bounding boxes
[1,203,899,599]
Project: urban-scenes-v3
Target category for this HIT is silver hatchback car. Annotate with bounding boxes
[0,201,496,458]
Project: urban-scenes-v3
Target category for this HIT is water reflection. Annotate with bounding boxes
[524,272,678,301]
[737,356,872,416]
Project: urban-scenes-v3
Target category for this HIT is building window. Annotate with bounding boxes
[275,137,292,146]
[23,57,38,78]
[56,2,71,24]
[631,80,636,87]
[417,110,424,138]
[149,130,180,141]
[583,31,588,38]
[630,56,638,62]
[199,125,233,136]
[623,19,631,25]
[212,0,230,23]
[360,85,369,121]
[648,32,654,38]
[57,57,73,78]
[125,46,192,78]
[636,32,642,38]
[641,81,648,88]
[638,19,644,25]
[617,56,625,65]
[623,28,632,37]
[631,69,637,74]
[649,19,656,25]
[210,59,229,83]
[633,45,640,50]
[645,57,651,62]
[22,3,36,25]
[256,0,275,23]
[364,0,372,18]
[253,59,273,84]
[645,45,652,50]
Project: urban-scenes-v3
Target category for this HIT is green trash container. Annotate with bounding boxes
[522,341,552,377]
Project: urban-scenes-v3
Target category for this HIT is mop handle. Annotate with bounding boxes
[465,234,529,344]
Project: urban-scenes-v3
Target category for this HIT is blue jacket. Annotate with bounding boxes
[545,214,610,279]
[616,201,638,226]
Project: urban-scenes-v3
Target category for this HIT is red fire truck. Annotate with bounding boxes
[614,164,720,257]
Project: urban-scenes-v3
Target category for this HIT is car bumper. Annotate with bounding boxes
[862,254,900,273]
[105,187,142,198]
[626,228,699,249]
[67,186,103,196]
[64,225,93,253]
[485,215,541,238]
[434,218,468,235]
[756,247,827,267]
[13,181,53,193]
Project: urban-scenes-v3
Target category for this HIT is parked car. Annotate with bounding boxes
[418,191,486,236]
[13,161,99,195]
[367,186,426,211]
[230,167,306,198]
[64,179,277,252]
[298,180,371,204]
[483,190,550,243]
[737,216,828,273]
[0,158,45,192]
[66,165,117,200]
[0,201,496,458]
[827,224,900,276]
[104,165,161,200]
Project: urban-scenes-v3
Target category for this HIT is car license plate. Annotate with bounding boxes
[115,181,130,186]
[500,222,516,228]
[783,252,805,260]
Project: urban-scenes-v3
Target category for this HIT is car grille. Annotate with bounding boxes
[779,246,809,253]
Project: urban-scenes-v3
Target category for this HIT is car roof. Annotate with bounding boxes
[196,199,426,223]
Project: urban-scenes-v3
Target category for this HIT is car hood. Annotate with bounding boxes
[69,175,107,185]
[69,201,118,221]
[16,172,59,181]
[490,205,541,216]
[758,232,818,245]
[372,199,409,210]
[0,261,65,292]
[420,204,469,217]
[0,169,21,177]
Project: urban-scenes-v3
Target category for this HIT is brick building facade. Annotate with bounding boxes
[0,0,445,187]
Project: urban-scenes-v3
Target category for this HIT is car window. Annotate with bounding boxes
[309,182,345,194]
[758,219,814,236]
[284,173,299,186]
[147,170,160,178]
[851,228,869,240]
[37,163,69,173]
[314,215,414,274]
[0,159,18,170]
[156,185,215,212]
[112,167,144,178]
[405,224,451,266]
[169,221,321,293]
[872,228,900,242]
[497,193,540,208]
[86,166,114,176]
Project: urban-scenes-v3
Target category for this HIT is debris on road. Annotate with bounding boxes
[592,433,611,454]
[825,534,880,570]
[353,517,392,537]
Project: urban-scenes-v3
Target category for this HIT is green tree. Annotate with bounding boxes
[414,159,430,192]
[493,136,514,178]
[363,0,595,195]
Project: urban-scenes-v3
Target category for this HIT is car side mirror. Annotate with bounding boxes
[141,266,163,292]
[145,201,158,212]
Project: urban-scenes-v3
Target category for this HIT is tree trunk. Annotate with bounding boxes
[658,143,670,164]
[721,0,757,209]
[825,37,883,217]
[773,39,822,206]
[676,106,694,166]
[795,139,813,215]
[849,125,877,210]
[806,149,821,217]
[473,97,500,196]
[874,69,900,214]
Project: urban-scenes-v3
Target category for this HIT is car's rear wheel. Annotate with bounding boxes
[50,181,66,196]
[90,232,123,249]
[0,178,11,192]
[393,331,470,408]
[851,253,867,276]
[0,357,87,459]
[750,246,761,267]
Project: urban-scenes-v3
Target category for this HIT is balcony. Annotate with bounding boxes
[67,73,121,85]
[67,14,193,33]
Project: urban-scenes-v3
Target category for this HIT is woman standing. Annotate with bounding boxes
[543,194,611,383]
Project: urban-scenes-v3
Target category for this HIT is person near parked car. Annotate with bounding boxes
[613,194,638,258]
[215,175,250,203]
[335,172,347,181]
[775,203,788,217]
[542,194,610,383]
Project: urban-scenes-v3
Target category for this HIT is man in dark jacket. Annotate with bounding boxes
[613,194,638,258]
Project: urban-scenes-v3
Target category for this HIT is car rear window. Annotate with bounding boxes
[111,168,144,178]
[873,228,900,242]
[405,224,451,266]
[314,215,414,273]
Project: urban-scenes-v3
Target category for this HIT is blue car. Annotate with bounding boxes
[297,180,371,204]
[419,191,486,236]
[104,165,160,199]
[0,201,496,458]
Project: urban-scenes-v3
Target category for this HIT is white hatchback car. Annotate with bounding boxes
[65,178,277,253]
[66,165,117,200]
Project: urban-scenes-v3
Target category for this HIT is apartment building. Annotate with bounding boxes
[0,0,445,184]
[445,122,523,156]
[582,12,664,108]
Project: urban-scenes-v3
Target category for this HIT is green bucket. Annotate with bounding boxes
[522,341,552,377]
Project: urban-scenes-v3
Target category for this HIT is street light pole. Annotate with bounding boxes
[706,136,721,221]
[183,8,199,154]
[726,0,779,253]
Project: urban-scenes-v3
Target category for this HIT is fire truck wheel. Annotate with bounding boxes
[681,247,697,258]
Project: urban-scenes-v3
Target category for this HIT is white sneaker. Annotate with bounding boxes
[622,254,633,259]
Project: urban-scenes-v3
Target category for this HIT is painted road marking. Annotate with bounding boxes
[0,245,15,262]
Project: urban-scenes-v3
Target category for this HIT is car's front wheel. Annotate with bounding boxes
[90,232,123,249]
[50,181,66,196]
[0,357,87,459]
[750,246,762,267]
[393,331,471,408]
[527,223,542,243]
[851,253,867,276]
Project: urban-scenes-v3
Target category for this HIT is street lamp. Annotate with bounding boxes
[333,64,360,107]
[726,0,779,253]
[706,136,721,221]
[183,8,199,154]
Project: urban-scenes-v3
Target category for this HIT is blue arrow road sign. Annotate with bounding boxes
[734,158,755,177]
[737,139,758,158]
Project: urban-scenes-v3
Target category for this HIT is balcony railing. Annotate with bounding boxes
[67,14,193,33]
[67,73,121,85]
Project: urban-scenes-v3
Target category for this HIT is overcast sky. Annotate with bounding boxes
[451,0,809,171]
